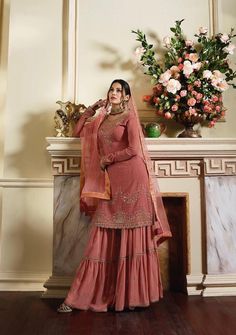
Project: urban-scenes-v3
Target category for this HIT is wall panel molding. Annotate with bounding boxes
[0,178,53,188]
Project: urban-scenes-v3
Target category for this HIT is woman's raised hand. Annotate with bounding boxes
[90,99,107,111]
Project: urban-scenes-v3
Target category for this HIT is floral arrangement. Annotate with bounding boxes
[133,20,236,128]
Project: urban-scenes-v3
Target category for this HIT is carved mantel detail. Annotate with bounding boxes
[204,158,236,176]
[153,160,201,177]
[52,157,81,175]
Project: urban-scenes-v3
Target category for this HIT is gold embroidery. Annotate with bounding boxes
[83,248,158,263]
[92,185,154,228]
[98,114,129,145]
[110,185,151,205]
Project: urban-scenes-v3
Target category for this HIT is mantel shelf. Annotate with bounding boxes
[46,137,236,159]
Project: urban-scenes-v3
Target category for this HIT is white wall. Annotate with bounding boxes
[0,0,235,290]
[0,0,62,289]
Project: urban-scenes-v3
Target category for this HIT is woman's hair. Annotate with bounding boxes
[108,79,131,97]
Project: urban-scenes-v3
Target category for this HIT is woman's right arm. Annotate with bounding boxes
[72,107,95,137]
[73,99,106,137]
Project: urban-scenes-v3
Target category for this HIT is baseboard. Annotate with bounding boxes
[0,271,50,291]
[202,274,236,297]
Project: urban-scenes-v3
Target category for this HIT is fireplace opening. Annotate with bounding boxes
[159,194,189,293]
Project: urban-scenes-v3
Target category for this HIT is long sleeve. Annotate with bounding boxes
[72,108,95,137]
[101,116,140,166]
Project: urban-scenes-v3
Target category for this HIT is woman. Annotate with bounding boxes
[57,79,171,312]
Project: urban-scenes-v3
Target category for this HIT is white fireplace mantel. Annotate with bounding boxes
[46,137,236,159]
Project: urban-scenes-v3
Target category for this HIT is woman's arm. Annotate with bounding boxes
[72,107,95,137]
[73,99,106,137]
[100,116,140,167]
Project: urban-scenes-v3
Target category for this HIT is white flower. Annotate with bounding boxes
[166,79,181,94]
[212,70,224,79]
[163,36,171,48]
[159,69,172,86]
[199,27,208,35]
[210,70,229,92]
[223,43,236,55]
[185,40,194,47]
[220,33,230,43]
[183,60,194,77]
[203,70,213,79]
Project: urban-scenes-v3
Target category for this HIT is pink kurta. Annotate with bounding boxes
[65,109,163,311]
[93,112,155,229]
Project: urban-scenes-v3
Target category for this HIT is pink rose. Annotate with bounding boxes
[187,84,193,91]
[165,112,172,119]
[196,93,203,100]
[171,104,178,112]
[180,90,187,97]
[187,98,196,106]
[178,57,183,63]
[153,97,160,104]
[212,95,218,102]
[215,105,221,111]
[178,63,184,70]
[208,121,216,128]
[194,80,201,87]
[185,40,194,47]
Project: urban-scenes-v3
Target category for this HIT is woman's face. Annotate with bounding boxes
[108,82,124,105]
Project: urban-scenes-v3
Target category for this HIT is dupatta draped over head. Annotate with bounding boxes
[80,95,172,246]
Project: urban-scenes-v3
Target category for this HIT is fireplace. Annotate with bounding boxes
[44,137,236,297]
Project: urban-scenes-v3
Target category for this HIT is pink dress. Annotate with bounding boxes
[65,111,163,311]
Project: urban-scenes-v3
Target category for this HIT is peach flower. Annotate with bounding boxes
[187,98,197,107]
[159,70,172,86]
[188,53,199,62]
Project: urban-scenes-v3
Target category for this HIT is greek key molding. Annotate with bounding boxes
[153,160,201,177]
[52,157,80,175]
[204,158,236,176]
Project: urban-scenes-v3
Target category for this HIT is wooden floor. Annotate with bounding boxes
[0,292,236,335]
